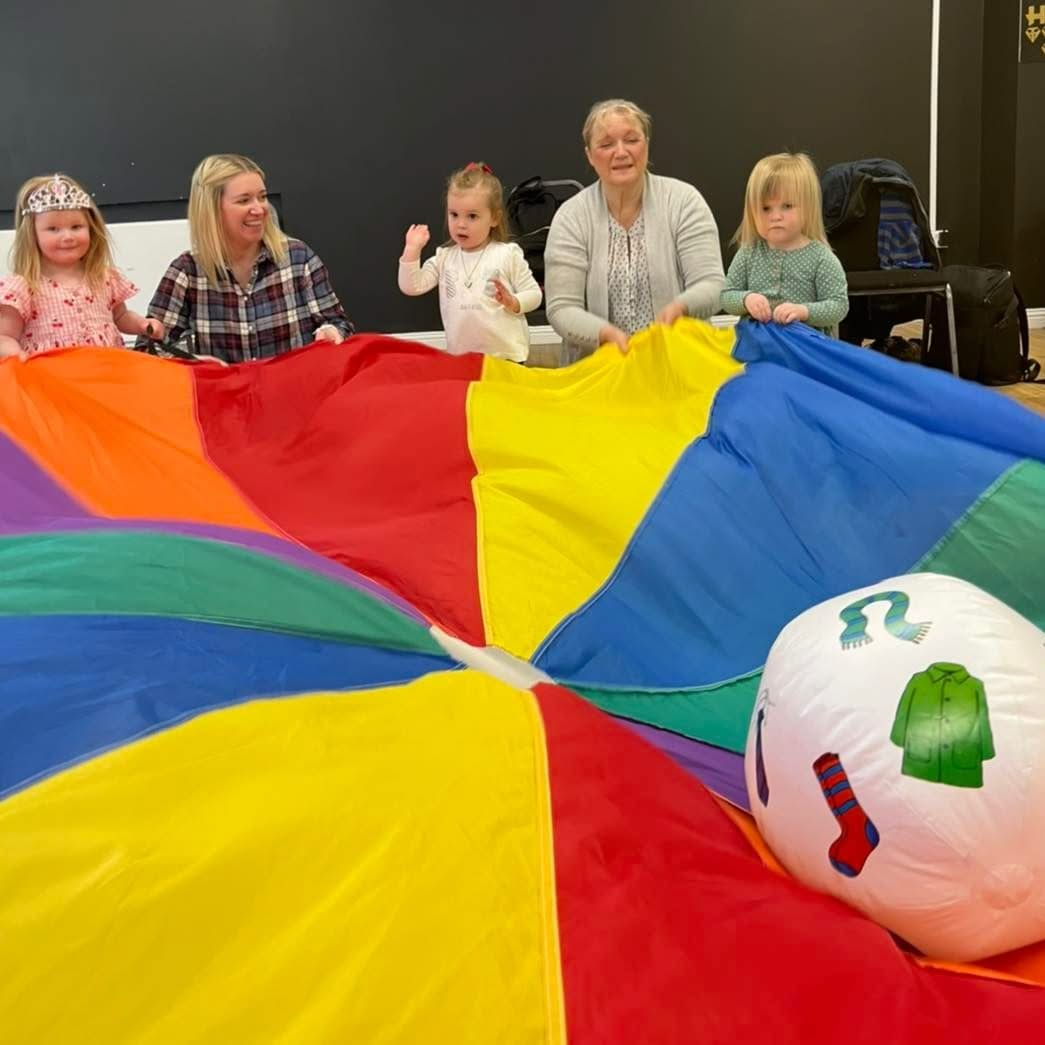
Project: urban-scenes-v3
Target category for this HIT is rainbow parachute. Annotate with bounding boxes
[2,320,1045,1042]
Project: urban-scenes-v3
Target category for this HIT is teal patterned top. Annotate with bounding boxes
[720,239,849,331]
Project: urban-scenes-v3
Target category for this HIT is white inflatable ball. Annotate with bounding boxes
[745,572,1045,962]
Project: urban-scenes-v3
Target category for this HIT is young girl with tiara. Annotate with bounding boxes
[0,174,162,360]
[398,163,541,362]
[720,152,848,333]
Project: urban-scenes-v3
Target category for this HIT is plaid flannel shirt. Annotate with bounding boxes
[142,238,353,362]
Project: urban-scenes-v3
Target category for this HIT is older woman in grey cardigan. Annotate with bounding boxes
[544,99,725,362]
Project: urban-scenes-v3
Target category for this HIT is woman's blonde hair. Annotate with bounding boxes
[10,174,113,291]
[445,162,511,242]
[188,154,287,285]
[581,98,652,150]
[733,152,828,248]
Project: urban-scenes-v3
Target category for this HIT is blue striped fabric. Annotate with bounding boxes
[878,191,932,269]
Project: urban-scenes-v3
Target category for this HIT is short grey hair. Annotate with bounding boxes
[582,98,652,149]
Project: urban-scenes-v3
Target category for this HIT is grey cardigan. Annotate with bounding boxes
[544,174,725,361]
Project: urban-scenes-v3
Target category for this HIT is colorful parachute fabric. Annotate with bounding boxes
[2,320,1045,1041]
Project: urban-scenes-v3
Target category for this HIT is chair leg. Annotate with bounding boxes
[922,294,933,355]
[944,284,959,377]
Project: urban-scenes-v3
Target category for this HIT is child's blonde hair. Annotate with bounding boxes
[581,98,652,150]
[733,152,828,248]
[445,163,511,243]
[188,153,287,285]
[10,174,114,291]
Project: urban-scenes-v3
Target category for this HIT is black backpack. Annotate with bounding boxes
[924,265,1039,384]
[505,177,583,290]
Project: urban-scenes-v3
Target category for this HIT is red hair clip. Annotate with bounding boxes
[465,162,494,175]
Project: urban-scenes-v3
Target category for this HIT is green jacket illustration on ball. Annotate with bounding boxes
[890,662,994,788]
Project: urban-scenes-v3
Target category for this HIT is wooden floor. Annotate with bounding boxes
[894,323,1045,417]
[1001,328,1045,416]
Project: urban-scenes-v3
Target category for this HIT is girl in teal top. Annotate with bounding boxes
[720,152,848,333]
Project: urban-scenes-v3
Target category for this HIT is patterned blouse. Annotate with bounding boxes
[606,212,655,336]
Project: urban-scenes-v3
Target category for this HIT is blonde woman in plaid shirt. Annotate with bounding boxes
[142,155,353,364]
[0,173,164,360]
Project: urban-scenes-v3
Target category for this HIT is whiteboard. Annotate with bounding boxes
[0,218,190,320]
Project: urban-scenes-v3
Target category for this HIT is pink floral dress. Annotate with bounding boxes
[0,269,136,355]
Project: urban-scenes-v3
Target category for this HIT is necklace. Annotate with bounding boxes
[459,244,489,288]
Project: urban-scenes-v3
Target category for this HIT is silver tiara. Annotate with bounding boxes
[22,175,93,216]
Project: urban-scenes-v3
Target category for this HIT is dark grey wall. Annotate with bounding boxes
[977,0,1045,303]
[0,0,937,331]
[938,0,985,265]
[1013,61,1045,303]
[979,0,1019,267]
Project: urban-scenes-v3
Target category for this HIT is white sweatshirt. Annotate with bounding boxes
[398,240,542,362]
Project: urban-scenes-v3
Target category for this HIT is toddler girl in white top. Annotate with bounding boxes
[0,173,163,360]
[398,162,541,362]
